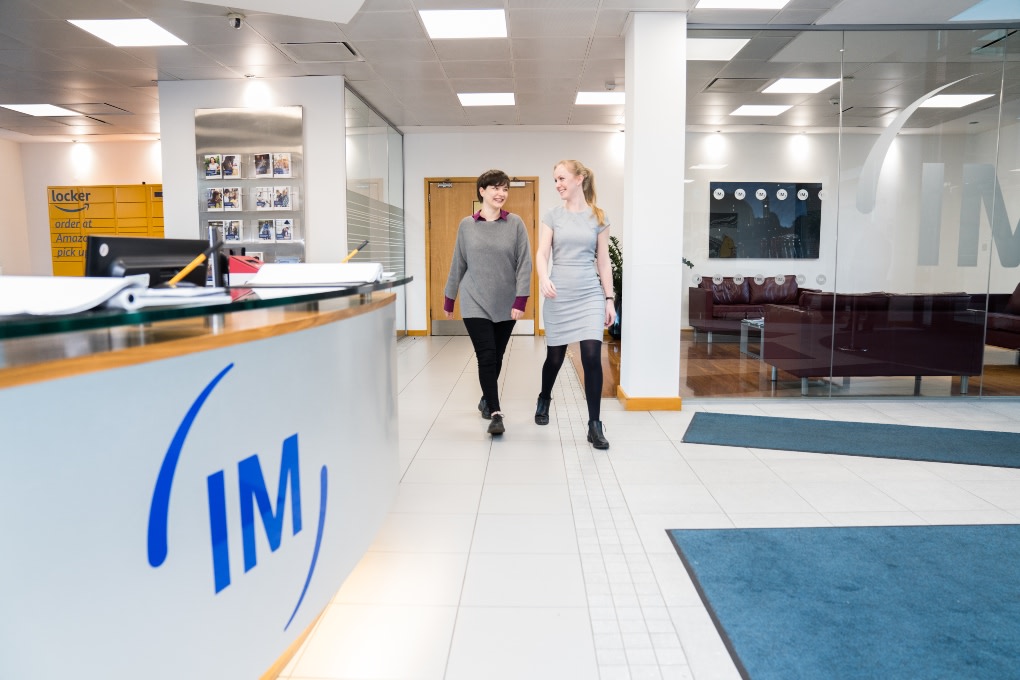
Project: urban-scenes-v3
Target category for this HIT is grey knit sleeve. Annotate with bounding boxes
[444,220,469,301]
[512,215,533,297]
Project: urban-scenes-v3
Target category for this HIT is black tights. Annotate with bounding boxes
[463,317,516,414]
[540,340,603,422]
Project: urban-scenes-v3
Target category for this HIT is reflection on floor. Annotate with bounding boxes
[568,330,1020,399]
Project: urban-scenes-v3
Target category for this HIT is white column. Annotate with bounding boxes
[619,12,686,409]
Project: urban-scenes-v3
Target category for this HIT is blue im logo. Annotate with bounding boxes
[146,364,328,630]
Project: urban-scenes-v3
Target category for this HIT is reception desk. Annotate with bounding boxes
[0,280,408,679]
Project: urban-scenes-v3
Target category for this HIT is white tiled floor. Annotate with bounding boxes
[277,335,1020,680]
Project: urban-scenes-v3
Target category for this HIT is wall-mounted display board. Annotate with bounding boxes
[195,107,305,263]
[48,184,163,276]
[709,181,822,259]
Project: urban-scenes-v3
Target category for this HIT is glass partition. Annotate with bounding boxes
[684,27,1020,399]
[345,86,406,334]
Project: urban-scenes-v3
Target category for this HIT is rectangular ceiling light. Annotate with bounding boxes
[919,94,994,108]
[458,92,514,106]
[730,104,792,116]
[687,38,750,61]
[695,0,791,8]
[68,19,186,47]
[576,92,625,105]
[420,10,507,39]
[763,78,839,94]
[690,164,727,170]
[0,104,82,116]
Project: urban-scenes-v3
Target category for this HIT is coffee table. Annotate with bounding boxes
[740,318,778,382]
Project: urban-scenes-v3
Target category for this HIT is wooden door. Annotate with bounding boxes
[426,177,538,335]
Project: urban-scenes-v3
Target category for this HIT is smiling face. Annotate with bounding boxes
[479,182,509,211]
[553,163,583,202]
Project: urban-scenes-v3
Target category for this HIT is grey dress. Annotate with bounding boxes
[542,205,609,346]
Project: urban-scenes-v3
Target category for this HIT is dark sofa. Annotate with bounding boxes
[970,282,1020,351]
[688,275,807,343]
[762,291,984,395]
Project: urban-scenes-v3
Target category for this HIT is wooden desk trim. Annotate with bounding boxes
[0,293,394,390]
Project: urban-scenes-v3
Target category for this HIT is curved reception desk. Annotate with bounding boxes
[0,280,408,679]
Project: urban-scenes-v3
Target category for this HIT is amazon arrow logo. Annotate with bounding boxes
[146,364,328,630]
[54,203,89,212]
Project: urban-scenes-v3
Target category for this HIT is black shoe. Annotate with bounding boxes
[478,397,491,420]
[487,413,505,435]
[535,395,551,425]
[587,420,609,449]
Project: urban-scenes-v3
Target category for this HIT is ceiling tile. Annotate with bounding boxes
[511,37,590,61]
[443,61,513,79]
[508,9,597,39]
[433,38,510,61]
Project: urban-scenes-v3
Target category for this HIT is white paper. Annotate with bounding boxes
[246,262,384,286]
[103,287,232,312]
[0,276,146,316]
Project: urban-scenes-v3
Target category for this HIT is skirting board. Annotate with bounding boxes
[616,385,682,411]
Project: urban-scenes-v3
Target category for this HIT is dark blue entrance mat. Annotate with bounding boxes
[682,412,1020,468]
[668,525,1020,680]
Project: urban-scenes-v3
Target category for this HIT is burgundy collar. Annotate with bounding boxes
[473,209,509,222]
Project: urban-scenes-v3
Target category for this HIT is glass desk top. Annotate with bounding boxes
[0,277,411,341]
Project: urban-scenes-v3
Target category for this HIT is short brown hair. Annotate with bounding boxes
[477,169,510,200]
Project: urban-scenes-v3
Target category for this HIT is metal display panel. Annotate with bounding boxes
[195,106,305,263]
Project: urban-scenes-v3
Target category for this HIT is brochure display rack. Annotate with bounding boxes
[195,107,305,264]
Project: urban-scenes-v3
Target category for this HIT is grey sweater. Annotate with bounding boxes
[444,212,533,321]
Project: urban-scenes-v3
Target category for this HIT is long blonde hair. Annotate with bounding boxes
[555,159,606,226]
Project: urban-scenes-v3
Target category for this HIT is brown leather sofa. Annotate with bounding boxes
[971,283,1020,351]
[762,291,984,395]
[688,275,808,343]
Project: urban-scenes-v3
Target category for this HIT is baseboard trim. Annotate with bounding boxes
[616,386,682,411]
[406,329,428,336]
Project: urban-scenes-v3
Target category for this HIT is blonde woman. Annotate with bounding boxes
[534,160,615,449]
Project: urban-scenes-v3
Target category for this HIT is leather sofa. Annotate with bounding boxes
[971,282,1020,351]
[762,291,984,395]
[688,275,807,343]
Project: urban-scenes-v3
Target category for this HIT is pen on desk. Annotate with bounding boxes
[341,240,369,263]
[166,241,222,287]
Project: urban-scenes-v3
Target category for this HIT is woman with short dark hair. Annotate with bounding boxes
[444,169,533,436]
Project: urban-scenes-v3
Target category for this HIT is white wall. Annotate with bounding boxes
[158,77,347,263]
[0,139,30,275]
[403,128,626,331]
[16,140,162,276]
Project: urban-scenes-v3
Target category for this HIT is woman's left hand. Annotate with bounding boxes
[510,308,524,320]
[605,299,617,327]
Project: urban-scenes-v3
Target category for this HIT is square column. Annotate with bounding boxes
[619,13,687,409]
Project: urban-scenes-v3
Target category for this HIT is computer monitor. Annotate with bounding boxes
[84,235,218,287]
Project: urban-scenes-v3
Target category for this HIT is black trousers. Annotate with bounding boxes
[463,317,516,414]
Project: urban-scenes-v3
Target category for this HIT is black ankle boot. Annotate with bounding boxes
[587,420,609,450]
[535,395,551,425]
[478,397,491,420]
[487,413,505,435]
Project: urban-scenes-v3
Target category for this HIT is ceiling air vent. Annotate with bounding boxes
[278,42,362,63]
[703,78,771,93]
[66,103,131,116]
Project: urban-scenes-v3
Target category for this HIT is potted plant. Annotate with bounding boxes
[607,236,692,339]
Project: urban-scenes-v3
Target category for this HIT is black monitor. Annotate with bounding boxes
[84,235,218,287]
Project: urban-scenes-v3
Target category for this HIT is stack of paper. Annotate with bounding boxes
[0,275,230,316]
[102,286,232,311]
[0,276,144,316]
[245,262,384,286]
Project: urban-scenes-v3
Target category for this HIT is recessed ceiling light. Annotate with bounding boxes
[687,38,750,61]
[458,92,514,106]
[919,94,994,108]
[730,105,792,116]
[68,19,186,47]
[576,92,625,105]
[695,0,792,8]
[690,164,727,170]
[763,78,839,94]
[420,10,507,39]
[0,104,82,116]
